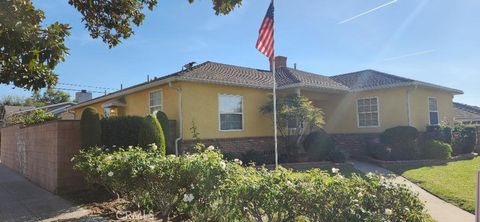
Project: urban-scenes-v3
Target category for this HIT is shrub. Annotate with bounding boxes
[101,116,144,150]
[380,126,419,160]
[80,108,102,148]
[367,142,391,160]
[421,140,452,160]
[138,114,166,155]
[73,147,428,221]
[20,109,57,125]
[452,125,478,154]
[303,130,335,161]
[155,111,174,154]
[328,149,347,163]
[426,125,452,144]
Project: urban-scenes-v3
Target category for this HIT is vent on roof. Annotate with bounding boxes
[183,62,196,71]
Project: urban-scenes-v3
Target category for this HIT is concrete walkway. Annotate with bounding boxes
[351,160,475,222]
[0,164,100,222]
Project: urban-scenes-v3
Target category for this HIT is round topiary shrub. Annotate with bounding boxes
[421,140,452,160]
[138,114,166,155]
[80,107,102,149]
[380,126,419,160]
[155,111,174,154]
[101,116,144,150]
[303,130,334,161]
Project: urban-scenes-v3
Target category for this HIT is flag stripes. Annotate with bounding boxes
[256,1,274,59]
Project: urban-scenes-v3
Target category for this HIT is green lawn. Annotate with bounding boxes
[386,157,480,213]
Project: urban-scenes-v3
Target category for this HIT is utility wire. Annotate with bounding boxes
[58,82,118,91]
[52,87,107,94]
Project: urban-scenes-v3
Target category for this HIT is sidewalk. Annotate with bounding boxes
[0,163,100,222]
[351,160,475,222]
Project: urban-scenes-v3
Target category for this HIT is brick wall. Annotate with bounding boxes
[181,136,286,155]
[182,134,377,157]
[0,120,84,193]
[332,133,380,157]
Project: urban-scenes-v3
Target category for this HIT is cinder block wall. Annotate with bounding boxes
[0,120,84,193]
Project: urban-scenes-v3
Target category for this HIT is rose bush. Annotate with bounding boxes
[73,145,428,221]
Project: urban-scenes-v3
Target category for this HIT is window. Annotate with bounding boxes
[149,90,163,114]
[357,97,379,127]
[429,97,439,125]
[219,95,243,131]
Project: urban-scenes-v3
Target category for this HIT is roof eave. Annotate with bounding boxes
[351,82,463,94]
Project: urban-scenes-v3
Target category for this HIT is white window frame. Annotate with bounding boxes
[428,97,439,126]
[356,97,380,128]
[149,89,163,114]
[218,94,244,132]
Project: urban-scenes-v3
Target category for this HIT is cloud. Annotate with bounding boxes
[382,49,436,61]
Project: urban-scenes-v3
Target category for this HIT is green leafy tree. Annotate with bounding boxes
[0,0,70,91]
[30,89,71,105]
[1,0,242,90]
[260,94,325,150]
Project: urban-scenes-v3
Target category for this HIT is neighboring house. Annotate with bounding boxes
[69,56,463,154]
[12,102,77,120]
[0,105,35,127]
[454,102,480,126]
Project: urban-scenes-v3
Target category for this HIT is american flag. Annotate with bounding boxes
[256,1,274,59]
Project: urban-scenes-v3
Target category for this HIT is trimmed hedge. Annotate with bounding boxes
[80,108,102,148]
[155,111,175,154]
[328,149,347,163]
[101,116,144,149]
[73,147,428,221]
[421,140,452,160]
[380,126,419,160]
[303,130,335,161]
[138,114,166,155]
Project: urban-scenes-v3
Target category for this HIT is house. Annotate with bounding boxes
[11,102,77,120]
[69,56,463,155]
[454,102,480,126]
[0,105,35,127]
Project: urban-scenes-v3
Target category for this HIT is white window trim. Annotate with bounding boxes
[218,94,244,132]
[149,89,163,114]
[428,96,439,126]
[356,96,381,128]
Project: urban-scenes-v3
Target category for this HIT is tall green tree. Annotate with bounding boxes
[1,0,242,90]
[29,89,71,105]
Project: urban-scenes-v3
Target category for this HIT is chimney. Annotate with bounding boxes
[75,90,92,103]
[269,56,287,71]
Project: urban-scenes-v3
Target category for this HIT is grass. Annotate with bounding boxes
[386,157,480,213]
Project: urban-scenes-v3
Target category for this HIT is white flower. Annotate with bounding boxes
[366,172,375,178]
[234,159,243,165]
[219,161,227,170]
[183,193,194,202]
[331,168,340,174]
[112,145,117,148]
[150,143,158,151]
[96,166,102,172]
[385,208,393,216]
[190,184,195,189]
[286,181,293,187]
[70,157,75,162]
[128,145,133,149]
[108,171,114,177]
[105,156,112,161]
[207,145,215,150]
[149,165,155,170]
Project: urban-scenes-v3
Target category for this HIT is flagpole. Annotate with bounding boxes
[272,0,278,169]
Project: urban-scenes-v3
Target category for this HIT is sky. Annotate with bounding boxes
[2,0,479,106]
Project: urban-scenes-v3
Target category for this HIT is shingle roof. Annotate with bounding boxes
[331,69,415,90]
[177,62,349,91]
[454,102,480,122]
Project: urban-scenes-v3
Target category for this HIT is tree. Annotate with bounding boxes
[260,94,325,153]
[0,0,70,91]
[30,89,71,105]
[1,0,242,90]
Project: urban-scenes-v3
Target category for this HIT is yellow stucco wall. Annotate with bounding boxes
[72,81,457,139]
[180,82,273,140]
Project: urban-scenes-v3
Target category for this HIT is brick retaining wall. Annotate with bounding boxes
[0,120,84,193]
[182,133,378,157]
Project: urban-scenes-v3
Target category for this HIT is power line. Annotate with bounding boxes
[52,87,107,94]
[58,82,118,91]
